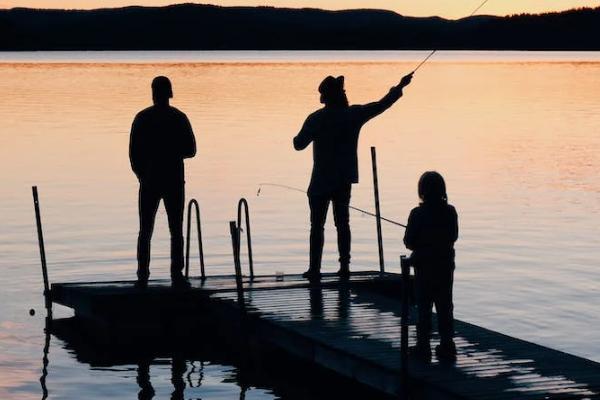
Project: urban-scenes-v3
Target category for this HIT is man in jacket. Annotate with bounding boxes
[294,72,413,280]
[130,76,196,287]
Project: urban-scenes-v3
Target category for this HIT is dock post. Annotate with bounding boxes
[229,221,245,307]
[371,147,385,273]
[400,255,411,397]
[32,186,52,317]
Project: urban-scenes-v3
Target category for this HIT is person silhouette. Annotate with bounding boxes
[294,73,414,280]
[129,76,196,288]
[404,171,459,361]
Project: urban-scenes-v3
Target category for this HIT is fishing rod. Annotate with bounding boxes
[411,0,492,73]
[256,2,495,231]
[257,183,407,228]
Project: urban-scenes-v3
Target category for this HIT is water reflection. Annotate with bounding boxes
[44,315,383,400]
[337,284,350,321]
[186,361,204,389]
[170,356,186,400]
[136,360,154,400]
[309,285,324,319]
[40,320,50,400]
[44,318,275,400]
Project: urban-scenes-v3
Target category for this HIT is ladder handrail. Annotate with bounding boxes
[185,199,206,280]
[236,198,254,280]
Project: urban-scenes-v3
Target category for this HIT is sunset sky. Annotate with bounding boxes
[1,0,600,19]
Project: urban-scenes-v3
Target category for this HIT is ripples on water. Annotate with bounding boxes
[0,51,599,399]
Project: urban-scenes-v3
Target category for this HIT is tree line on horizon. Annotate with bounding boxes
[0,3,599,50]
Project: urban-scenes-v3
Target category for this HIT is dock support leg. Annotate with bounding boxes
[32,186,52,318]
[371,147,385,273]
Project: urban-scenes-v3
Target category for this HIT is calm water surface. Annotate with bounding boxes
[1,51,600,398]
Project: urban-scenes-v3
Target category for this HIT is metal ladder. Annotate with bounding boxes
[229,198,255,305]
[185,198,206,280]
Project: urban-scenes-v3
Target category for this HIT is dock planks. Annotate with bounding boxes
[51,272,600,399]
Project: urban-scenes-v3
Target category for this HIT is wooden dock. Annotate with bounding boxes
[50,272,600,400]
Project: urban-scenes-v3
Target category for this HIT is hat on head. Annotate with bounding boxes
[151,76,173,99]
[318,75,345,96]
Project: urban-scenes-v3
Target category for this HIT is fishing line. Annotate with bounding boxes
[412,0,492,73]
[255,3,494,231]
[257,183,407,228]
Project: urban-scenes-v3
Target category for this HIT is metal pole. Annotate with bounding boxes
[32,186,52,315]
[371,147,385,273]
[400,255,410,398]
[229,221,244,307]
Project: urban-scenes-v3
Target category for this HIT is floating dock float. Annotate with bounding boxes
[50,272,600,400]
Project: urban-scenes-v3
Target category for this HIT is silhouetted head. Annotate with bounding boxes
[418,171,448,204]
[319,76,349,108]
[151,76,173,105]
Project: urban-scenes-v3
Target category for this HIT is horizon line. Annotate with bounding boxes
[2,2,599,21]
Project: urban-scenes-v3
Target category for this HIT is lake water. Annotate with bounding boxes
[1,51,600,398]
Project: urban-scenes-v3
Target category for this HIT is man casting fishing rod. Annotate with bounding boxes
[294,72,414,280]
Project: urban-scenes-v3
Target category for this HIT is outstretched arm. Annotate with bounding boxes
[356,72,414,125]
[293,115,316,151]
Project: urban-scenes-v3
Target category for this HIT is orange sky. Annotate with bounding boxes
[1,0,599,19]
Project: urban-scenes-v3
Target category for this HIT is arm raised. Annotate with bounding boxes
[356,72,414,125]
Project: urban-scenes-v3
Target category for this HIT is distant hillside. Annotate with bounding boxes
[1,3,599,50]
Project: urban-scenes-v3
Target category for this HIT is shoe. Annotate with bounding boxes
[435,341,457,362]
[302,269,321,281]
[410,343,432,361]
[171,274,191,290]
[336,267,350,280]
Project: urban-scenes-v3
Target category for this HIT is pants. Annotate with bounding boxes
[308,184,351,272]
[137,180,185,280]
[415,266,455,345]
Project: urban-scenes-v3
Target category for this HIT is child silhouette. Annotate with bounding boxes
[404,171,458,360]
